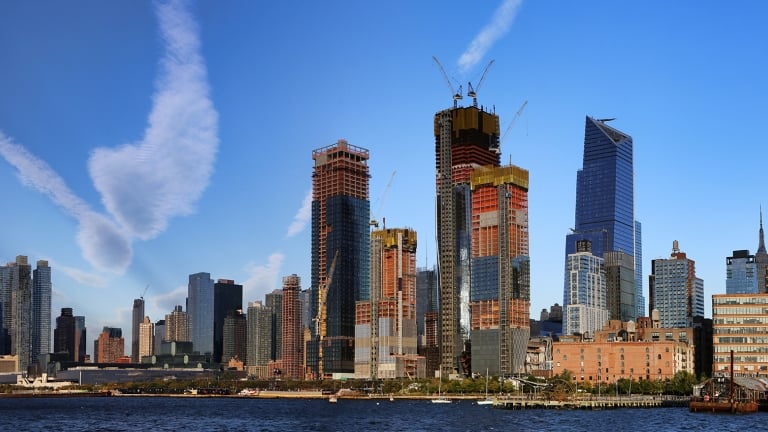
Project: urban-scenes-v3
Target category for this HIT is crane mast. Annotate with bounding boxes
[317,249,339,378]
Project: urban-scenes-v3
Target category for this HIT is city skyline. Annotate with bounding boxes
[2,0,768,355]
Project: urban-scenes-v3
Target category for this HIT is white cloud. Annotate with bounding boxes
[286,189,313,238]
[242,252,285,304]
[54,262,108,288]
[0,0,217,274]
[458,0,523,74]
[88,0,218,241]
[150,285,188,315]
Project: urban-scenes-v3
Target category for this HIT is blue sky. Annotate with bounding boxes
[1,0,767,353]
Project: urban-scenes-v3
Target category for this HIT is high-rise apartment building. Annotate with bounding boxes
[265,289,283,361]
[95,327,124,363]
[139,316,154,360]
[649,241,704,327]
[355,228,423,379]
[0,264,10,354]
[434,103,502,377]
[564,117,640,324]
[131,298,144,362]
[726,250,758,294]
[165,305,190,342]
[10,256,32,371]
[31,260,51,366]
[469,164,530,376]
[154,319,165,355]
[756,210,768,294]
[281,274,303,379]
[310,139,370,378]
[54,308,77,361]
[416,267,438,349]
[247,301,273,369]
[712,293,768,377]
[213,279,242,363]
[187,272,214,355]
[222,309,247,364]
[564,240,608,338]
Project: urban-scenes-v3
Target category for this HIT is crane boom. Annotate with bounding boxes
[370,170,396,229]
[317,249,339,378]
[467,59,495,107]
[500,100,528,146]
[432,56,463,107]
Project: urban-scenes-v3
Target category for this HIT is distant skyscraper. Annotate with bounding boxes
[139,316,154,360]
[265,289,283,361]
[188,272,214,355]
[222,309,247,364]
[0,263,10,354]
[165,305,190,342]
[31,260,51,366]
[282,275,303,379]
[434,102,503,377]
[649,241,704,327]
[726,250,759,294]
[246,301,272,368]
[564,117,640,323]
[74,315,86,362]
[755,209,768,294]
[96,327,124,363]
[10,256,32,371]
[634,221,645,317]
[54,308,76,361]
[416,267,438,348]
[131,298,144,362]
[213,279,242,363]
[564,240,609,337]
[154,319,166,355]
[355,228,421,379]
[310,139,370,378]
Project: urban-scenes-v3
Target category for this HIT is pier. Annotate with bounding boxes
[494,395,689,410]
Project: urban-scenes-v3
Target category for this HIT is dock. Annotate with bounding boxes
[494,395,689,410]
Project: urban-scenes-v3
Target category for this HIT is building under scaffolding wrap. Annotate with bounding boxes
[355,228,426,379]
[470,165,531,376]
[309,139,370,379]
[435,105,504,377]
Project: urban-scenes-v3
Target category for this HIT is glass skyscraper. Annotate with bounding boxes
[213,279,242,364]
[564,117,640,327]
[188,272,214,355]
[32,260,51,367]
[725,250,759,294]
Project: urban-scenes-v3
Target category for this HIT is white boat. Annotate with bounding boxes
[431,372,452,404]
[328,395,338,403]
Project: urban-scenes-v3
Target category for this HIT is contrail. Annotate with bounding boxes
[458,0,523,74]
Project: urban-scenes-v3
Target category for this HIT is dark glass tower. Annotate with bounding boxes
[564,117,640,324]
[188,272,214,355]
[213,279,242,364]
[310,139,370,378]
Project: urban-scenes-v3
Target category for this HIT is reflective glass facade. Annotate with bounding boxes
[188,272,214,355]
[32,260,51,365]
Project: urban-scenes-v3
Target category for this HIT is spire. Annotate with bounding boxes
[759,206,767,254]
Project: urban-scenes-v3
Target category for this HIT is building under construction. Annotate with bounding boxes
[355,228,426,379]
[309,139,370,379]
[434,97,530,377]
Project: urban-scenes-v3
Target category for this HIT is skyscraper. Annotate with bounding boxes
[564,117,640,324]
[310,139,370,378]
[213,279,242,363]
[188,272,214,355]
[10,256,32,371]
[96,327,124,363]
[222,309,247,365]
[139,316,154,360]
[281,274,302,379]
[131,298,144,362]
[755,209,768,294]
[435,104,501,377]
[649,241,704,327]
[54,308,76,361]
[265,289,283,361]
[469,164,530,376]
[564,240,608,337]
[154,319,166,355]
[0,263,10,354]
[31,260,51,366]
[726,250,759,294]
[165,305,190,342]
[74,315,86,362]
[246,301,273,369]
[355,228,421,379]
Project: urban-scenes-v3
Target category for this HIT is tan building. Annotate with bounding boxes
[712,293,768,377]
[165,305,190,342]
[139,316,154,360]
[551,320,694,384]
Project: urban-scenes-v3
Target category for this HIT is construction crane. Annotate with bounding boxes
[317,249,339,379]
[432,56,462,108]
[499,100,529,152]
[466,59,495,107]
[140,284,149,301]
[370,170,396,229]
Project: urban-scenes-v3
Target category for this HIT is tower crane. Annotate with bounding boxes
[140,284,149,301]
[432,56,463,108]
[370,170,396,229]
[466,59,495,107]
[317,249,339,379]
[499,100,529,152]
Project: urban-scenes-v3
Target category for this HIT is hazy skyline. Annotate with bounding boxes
[1,0,767,353]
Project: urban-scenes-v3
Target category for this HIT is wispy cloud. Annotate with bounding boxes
[54,262,109,288]
[286,189,313,238]
[0,0,217,273]
[242,252,285,303]
[458,0,523,74]
[150,285,188,314]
